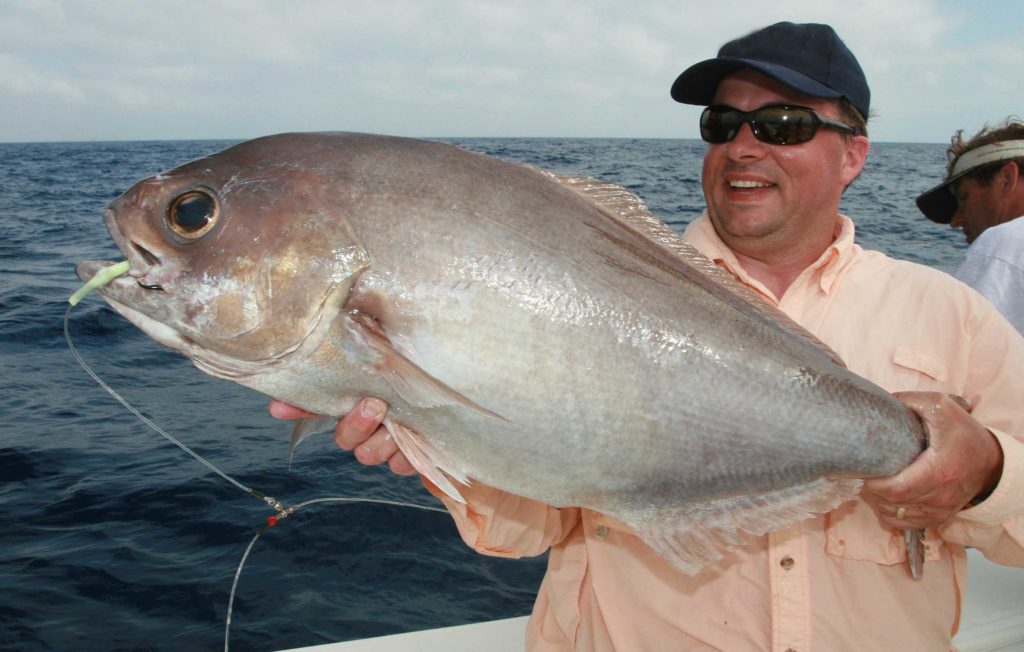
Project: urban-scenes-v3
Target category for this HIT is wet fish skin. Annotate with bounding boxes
[76,132,926,575]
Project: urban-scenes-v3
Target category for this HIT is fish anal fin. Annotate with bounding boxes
[383,418,470,503]
[620,478,862,575]
[288,416,339,469]
[351,312,506,421]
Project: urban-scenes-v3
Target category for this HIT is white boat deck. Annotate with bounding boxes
[284,549,1024,652]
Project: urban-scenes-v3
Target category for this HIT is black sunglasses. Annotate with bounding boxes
[700,104,859,146]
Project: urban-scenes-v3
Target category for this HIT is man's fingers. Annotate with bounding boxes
[877,511,926,530]
[335,397,388,450]
[892,391,970,431]
[353,426,400,465]
[269,397,414,475]
[875,500,954,530]
[268,399,315,420]
[388,452,418,476]
[947,394,973,413]
[863,450,933,504]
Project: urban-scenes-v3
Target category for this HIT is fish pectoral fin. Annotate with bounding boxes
[288,416,339,469]
[383,418,470,504]
[620,478,862,575]
[352,313,506,421]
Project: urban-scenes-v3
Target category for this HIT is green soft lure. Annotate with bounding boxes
[69,260,131,306]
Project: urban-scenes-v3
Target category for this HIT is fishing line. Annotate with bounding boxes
[225,497,447,652]
[63,305,257,496]
[65,274,449,651]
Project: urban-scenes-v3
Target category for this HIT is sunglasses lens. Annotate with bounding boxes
[754,107,818,145]
[700,107,740,144]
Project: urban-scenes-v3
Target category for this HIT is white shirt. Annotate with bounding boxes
[955,216,1024,335]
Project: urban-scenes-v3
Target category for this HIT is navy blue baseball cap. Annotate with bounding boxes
[671,22,870,120]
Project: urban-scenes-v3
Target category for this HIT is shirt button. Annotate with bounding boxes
[595,525,609,539]
[780,556,795,570]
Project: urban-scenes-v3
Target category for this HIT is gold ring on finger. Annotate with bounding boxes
[895,506,907,520]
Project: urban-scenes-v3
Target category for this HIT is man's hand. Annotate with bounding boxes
[865,391,1004,530]
[268,397,416,475]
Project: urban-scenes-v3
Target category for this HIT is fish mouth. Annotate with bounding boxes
[74,259,168,314]
[73,259,248,376]
[73,258,193,350]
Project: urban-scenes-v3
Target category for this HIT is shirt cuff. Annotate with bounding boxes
[956,429,1024,526]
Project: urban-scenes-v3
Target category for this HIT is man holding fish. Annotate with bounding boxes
[272,22,1024,651]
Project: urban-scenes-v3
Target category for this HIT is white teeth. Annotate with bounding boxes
[730,180,771,188]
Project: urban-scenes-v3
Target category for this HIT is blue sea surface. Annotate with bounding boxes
[0,137,963,651]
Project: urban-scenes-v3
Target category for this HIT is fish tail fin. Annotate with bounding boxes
[905,528,925,580]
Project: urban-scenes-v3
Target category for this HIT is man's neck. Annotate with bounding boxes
[726,226,837,300]
[1003,192,1024,225]
[731,250,815,300]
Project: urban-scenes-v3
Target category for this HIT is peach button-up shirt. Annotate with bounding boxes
[428,213,1024,651]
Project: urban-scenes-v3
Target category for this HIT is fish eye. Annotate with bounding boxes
[167,189,219,239]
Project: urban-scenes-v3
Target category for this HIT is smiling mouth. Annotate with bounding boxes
[729,180,772,189]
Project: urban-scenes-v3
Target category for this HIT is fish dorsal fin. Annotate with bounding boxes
[350,313,507,420]
[541,172,663,234]
[382,418,470,503]
[618,477,862,575]
[288,416,339,469]
[544,171,846,368]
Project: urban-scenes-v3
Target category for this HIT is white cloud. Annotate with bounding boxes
[0,0,1020,142]
[0,54,84,102]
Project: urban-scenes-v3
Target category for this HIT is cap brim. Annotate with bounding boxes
[671,57,842,106]
[915,179,958,224]
[916,166,977,223]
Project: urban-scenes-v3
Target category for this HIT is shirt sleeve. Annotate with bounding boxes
[937,307,1024,565]
[423,479,580,558]
[942,429,1024,562]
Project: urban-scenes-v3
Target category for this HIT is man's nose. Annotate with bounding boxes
[949,208,963,229]
[726,122,768,159]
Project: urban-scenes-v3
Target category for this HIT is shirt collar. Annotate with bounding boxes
[681,210,858,300]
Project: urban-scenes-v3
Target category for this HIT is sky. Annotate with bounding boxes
[1,0,1021,144]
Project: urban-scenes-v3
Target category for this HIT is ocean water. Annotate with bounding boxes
[0,136,964,652]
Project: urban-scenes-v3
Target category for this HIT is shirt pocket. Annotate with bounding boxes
[891,346,948,387]
[825,498,941,564]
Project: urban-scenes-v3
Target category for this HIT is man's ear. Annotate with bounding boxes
[840,134,870,187]
[998,160,1020,191]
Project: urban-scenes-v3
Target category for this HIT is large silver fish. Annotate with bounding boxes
[76,132,925,576]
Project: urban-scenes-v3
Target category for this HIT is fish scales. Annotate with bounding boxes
[76,132,925,575]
